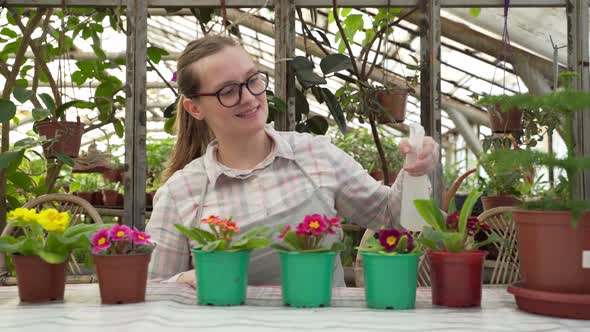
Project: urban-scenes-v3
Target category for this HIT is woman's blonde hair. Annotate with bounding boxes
[162,35,240,182]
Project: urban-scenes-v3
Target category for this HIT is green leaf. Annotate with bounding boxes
[282,230,306,251]
[7,171,33,191]
[13,85,33,103]
[295,69,327,88]
[458,190,482,235]
[320,88,347,134]
[0,27,18,38]
[113,119,124,138]
[163,99,177,118]
[270,243,297,252]
[295,89,310,116]
[0,236,20,253]
[416,237,438,250]
[341,8,352,16]
[55,99,92,119]
[290,56,315,71]
[448,197,457,215]
[55,153,75,167]
[330,241,346,252]
[306,116,329,135]
[38,93,55,111]
[201,240,222,252]
[238,226,274,240]
[0,99,17,122]
[473,232,503,250]
[71,71,87,86]
[164,116,176,135]
[0,150,24,172]
[147,46,169,64]
[63,223,106,238]
[469,8,482,17]
[38,250,68,264]
[320,54,352,76]
[414,199,446,231]
[32,108,52,121]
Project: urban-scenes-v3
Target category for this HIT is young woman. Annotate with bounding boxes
[146,35,440,287]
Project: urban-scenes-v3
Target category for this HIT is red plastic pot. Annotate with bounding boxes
[12,255,67,303]
[94,253,151,304]
[34,120,84,158]
[428,250,488,307]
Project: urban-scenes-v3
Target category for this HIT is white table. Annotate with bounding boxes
[0,283,588,332]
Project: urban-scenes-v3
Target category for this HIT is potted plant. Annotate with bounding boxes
[357,228,421,309]
[477,134,534,210]
[479,80,590,319]
[414,190,501,307]
[102,181,123,208]
[91,224,155,304]
[71,173,103,206]
[175,216,273,306]
[332,128,403,185]
[0,207,102,302]
[271,214,345,308]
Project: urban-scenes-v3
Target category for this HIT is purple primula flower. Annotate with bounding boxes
[401,231,415,252]
[131,227,154,246]
[379,228,402,252]
[109,224,132,241]
[171,71,177,82]
[91,228,111,254]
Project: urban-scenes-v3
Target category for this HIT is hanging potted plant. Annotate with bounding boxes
[479,80,590,319]
[414,190,502,307]
[0,207,102,302]
[357,228,421,309]
[271,214,345,308]
[91,224,155,304]
[175,217,273,306]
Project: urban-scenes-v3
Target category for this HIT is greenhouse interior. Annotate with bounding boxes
[0,1,589,330]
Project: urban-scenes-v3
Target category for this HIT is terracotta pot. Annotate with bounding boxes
[513,210,590,294]
[428,250,488,307]
[12,255,66,303]
[508,282,590,320]
[34,120,84,158]
[102,189,120,207]
[376,89,408,124]
[75,191,95,204]
[488,105,523,133]
[94,253,151,304]
[102,168,124,183]
[93,191,104,206]
[369,170,398,186]
[481,195,522,211]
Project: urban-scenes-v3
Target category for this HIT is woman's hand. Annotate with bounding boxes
[399,136,440,176]
[177,269,196,288]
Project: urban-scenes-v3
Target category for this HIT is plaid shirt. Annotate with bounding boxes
[146,125,405,279]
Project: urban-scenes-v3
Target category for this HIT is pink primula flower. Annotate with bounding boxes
[278,225,291,239]
[131,227,154,246]
[298,214,326,236]
[92,228,111,254]
[109,224,132,241]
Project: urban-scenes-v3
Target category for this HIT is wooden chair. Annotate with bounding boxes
[0,194,103,284]
[478,206,521,285]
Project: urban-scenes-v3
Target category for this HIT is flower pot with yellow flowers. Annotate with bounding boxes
[0,208,103,303]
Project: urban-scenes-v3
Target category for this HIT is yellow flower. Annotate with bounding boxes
[37,209,70,233]
[7,208,38,223]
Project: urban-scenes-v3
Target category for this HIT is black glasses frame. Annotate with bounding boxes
[187,71,269,107]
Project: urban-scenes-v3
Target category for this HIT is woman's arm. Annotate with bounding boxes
[146,185,192,280]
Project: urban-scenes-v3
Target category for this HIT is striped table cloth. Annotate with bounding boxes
[0,283,586,332]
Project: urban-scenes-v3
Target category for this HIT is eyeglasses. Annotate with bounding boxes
[188,71,269,107]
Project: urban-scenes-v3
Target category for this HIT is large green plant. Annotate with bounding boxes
[295,5,416,185]
[478,77,590,224]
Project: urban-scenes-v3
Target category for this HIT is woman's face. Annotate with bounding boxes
[183,46,269,141]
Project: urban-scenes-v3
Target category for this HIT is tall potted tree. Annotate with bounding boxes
[479,80,590,319]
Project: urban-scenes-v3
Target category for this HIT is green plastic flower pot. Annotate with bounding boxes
[279,251,335,308]
[361,252,420,309]
[192,249,251,306]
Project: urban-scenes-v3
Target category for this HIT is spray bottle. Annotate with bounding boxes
[400,123,431,231]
